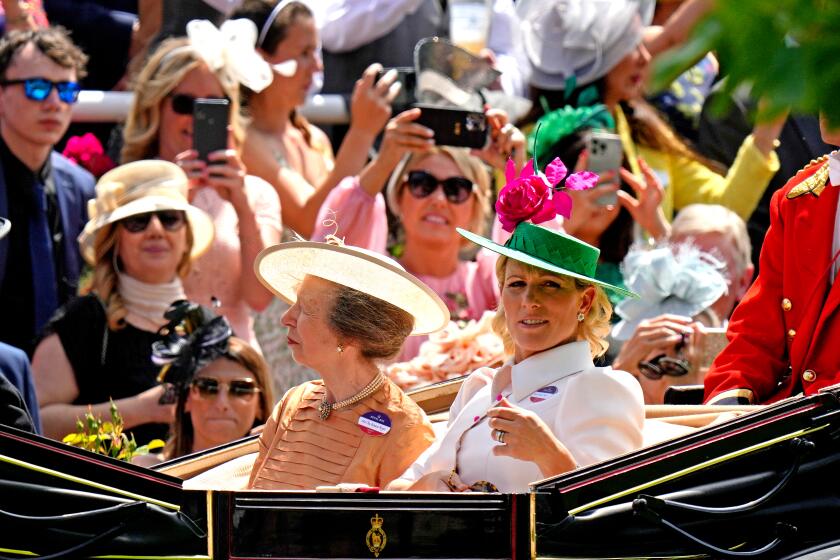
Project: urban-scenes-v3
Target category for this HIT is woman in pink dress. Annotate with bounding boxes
[313,108,526,359]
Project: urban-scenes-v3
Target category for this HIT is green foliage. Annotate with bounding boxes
[62,400,164,461]
[654,1,840,124]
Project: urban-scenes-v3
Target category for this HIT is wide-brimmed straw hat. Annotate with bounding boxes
[78,160,215,265]
[254,239,450,336]
[0,217,9,240]
[458,222,638,299]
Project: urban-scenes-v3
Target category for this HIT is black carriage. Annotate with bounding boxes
[3,385,840,559]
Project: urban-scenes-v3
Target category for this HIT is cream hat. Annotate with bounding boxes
[518,0,645,90]
[255,239,450,336]
[78,160,215,265]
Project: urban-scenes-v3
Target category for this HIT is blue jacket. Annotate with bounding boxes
[0,151,95,298]
[0,342,40,433]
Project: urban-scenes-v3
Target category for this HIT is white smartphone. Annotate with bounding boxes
[585,130,623,206]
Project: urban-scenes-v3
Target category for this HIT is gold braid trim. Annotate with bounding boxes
[787,155,830,199]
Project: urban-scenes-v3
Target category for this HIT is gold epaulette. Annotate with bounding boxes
[787,155,831,199]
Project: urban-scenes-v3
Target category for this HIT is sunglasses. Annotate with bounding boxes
[191,377,261,400]
[168,93,229,116]
[120,211,187,233]
[638,334,691,381]
[0,77,81,103]
[405,170,474,204]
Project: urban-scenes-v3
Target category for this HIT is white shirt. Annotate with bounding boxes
[827,151,840,283]
[319,0,528,95]
[395,341,645,493]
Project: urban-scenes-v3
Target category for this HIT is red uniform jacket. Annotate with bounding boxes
[705,157,840,404]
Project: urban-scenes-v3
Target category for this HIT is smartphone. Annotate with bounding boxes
[193,98,230,162]
[377,67,417,109]
[413,103,488,148]
[585,130,623,206]
[691,327,728,373]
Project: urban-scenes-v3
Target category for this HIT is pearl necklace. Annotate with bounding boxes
[318,373,386,420]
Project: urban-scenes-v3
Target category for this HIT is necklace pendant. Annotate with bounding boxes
[319,398,332,421]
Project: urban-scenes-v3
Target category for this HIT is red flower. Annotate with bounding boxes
[62,133,116,178]
[495,157,599,232]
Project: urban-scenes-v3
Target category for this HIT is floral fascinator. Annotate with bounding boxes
[612,245,728,340]
[152,300,233,402]
[495,128,599,233]
[183,19,274,92]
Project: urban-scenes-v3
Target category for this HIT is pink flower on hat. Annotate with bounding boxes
[62,133,116,178]
[495,157,598,232]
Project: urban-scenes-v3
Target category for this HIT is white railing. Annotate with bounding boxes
[72,90,350,125]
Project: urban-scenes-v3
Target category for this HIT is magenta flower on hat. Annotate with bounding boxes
[495,157,599,232]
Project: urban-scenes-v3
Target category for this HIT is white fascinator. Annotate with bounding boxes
[612,245,728,340]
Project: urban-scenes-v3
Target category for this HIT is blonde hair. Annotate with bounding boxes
[671,204,752,275]
[165,337,275,459]
[385,147,492,239]
[491,255,613,359]
[121,37,244,163]
[80,223,194,330]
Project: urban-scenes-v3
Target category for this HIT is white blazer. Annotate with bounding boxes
[396,341,645,492]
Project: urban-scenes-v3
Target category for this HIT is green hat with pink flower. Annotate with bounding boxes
[457,157,638,298]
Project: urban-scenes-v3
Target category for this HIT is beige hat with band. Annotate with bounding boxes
[78,160,215,265]
[255,239,450,336]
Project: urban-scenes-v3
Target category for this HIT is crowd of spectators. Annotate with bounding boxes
[0,0,830,473]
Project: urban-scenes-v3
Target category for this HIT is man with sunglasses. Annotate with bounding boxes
[0,28,94,355]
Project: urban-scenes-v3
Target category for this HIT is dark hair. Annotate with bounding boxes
[328,286,414,361]
[165,337,275,460]
[231,0,315,145]
[0,27,88,80]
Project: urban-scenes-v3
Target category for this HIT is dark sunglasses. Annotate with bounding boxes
[191,377,261,400]
[638,334,691,381]
[120,211,187,233]
[0,77,81,103]
[169,93,229,116]
[405,170,474,204]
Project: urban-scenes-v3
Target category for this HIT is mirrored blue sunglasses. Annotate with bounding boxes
[0,77,81,104]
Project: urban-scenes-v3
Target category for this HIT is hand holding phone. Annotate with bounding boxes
[376,67,416,109]
[193,98,230,162]
[413,103,488,148]
[584,130,623,206]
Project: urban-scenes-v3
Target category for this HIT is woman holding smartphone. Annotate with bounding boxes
[122,24,282,351]
[311,107,526,360]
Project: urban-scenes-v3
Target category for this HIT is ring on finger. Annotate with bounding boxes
[494,429,506,444]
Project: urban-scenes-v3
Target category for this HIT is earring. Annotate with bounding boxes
[577,312,585,323]
[336,343,344,354]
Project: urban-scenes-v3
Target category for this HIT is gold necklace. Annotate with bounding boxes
[318,373,386,420]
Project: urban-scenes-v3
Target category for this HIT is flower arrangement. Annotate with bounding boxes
[386,311,505,390]
[62,400,164,462]
[495,122,599,233]
[61,132,116,178]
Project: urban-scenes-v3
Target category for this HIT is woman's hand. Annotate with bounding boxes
[617,159,670,241]
[407,469,469,492]
[487,398,577,478]
[176,128,249,209]
[349,63,399,138]
[471,108,526,172]
[612,314,695,378]
[561,149,620,236]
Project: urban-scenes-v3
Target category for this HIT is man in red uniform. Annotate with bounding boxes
[705,119,840,405]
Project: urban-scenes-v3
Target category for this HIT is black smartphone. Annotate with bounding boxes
[585,130,623,206]
[193,98,230,162]
[377,66,417,109]
[413,103,488,149]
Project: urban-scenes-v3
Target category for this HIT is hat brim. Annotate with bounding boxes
[78,196,214,265]
[0,217,9,240]
[255,242,450,336]
[457,227,638,299]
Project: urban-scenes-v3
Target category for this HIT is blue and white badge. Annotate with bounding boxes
[358,411,392,436]
[530,385,558,403]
